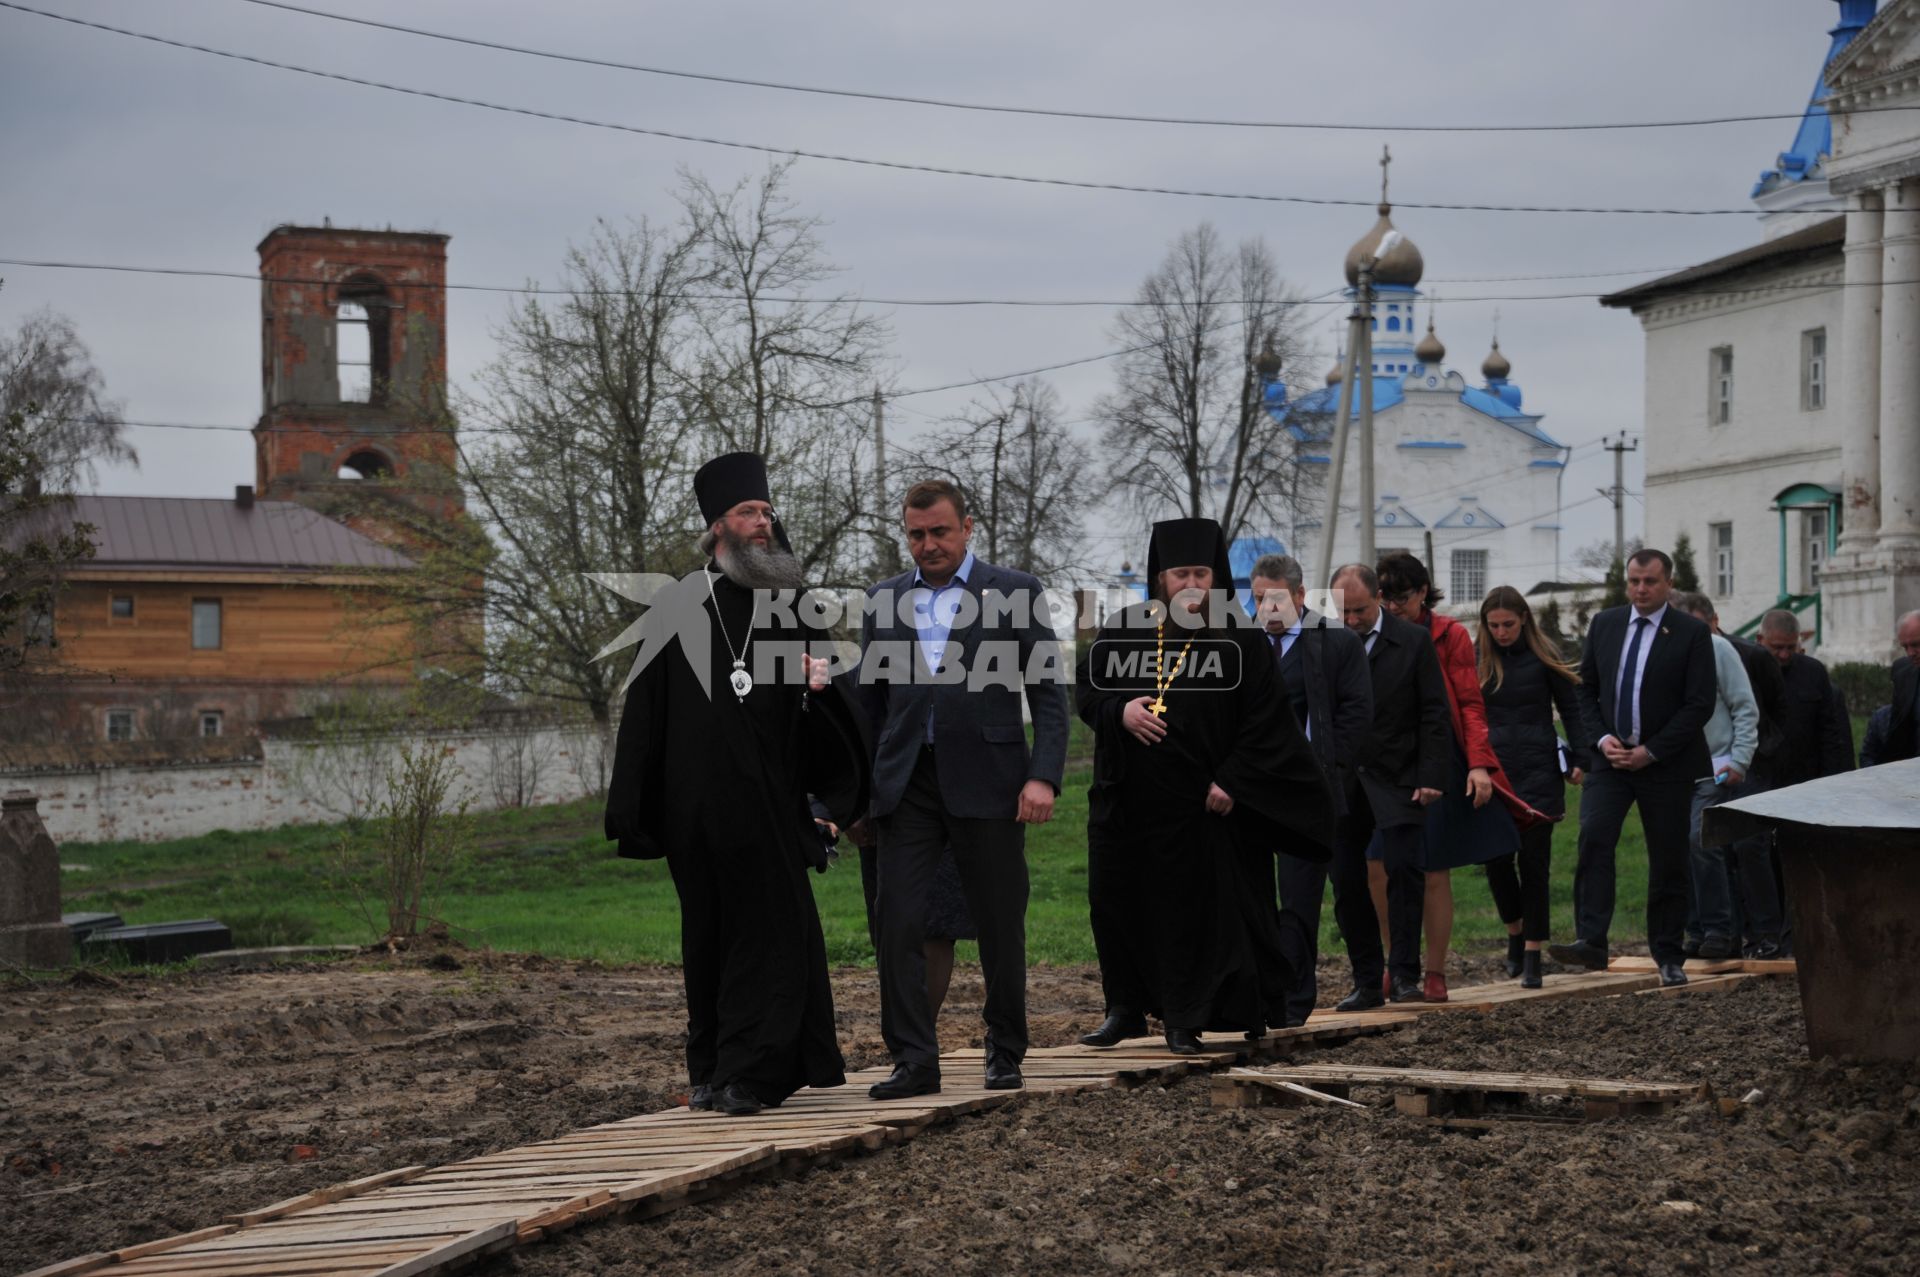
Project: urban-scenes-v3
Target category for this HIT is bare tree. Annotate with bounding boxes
[1,405,96,676]
[901,378,1090,578]
[0,308,133,492]
[338,167,894,735]
[679,162,891,584]
[1095,224,1319,544]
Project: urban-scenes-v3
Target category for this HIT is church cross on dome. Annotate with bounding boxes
[1380,144,1392,210]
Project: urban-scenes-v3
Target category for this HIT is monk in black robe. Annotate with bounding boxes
[1077,518,1334,1053]
[605,452,870,1115]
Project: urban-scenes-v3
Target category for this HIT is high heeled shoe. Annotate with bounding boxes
[1520,950,1543,989]
[1504,933,1525,979]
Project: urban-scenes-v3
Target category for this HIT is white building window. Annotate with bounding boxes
[1803,329,1827,411]
[192,598,222,650]
[1450,549,1488,602]
[1710,347,1734,425]
[1711,522,1735,596]
[200,710,224,738]
[1804,509,1828,592]
[106,710,135,741]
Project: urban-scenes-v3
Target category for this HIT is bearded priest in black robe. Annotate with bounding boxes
[604,452,871,1116]
[1076,518,1334,1053]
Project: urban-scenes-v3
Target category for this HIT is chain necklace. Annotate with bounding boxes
[1149,617,1199,717]
[704,566,755,701]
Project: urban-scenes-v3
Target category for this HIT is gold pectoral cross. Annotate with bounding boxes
[1148,698,1168,717]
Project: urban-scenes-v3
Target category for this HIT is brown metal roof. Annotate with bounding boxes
[1599,216,1845,310]
[50,495,414,572]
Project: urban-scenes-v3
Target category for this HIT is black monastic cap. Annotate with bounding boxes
[1146,517,1233,590]
[694,452,773,525]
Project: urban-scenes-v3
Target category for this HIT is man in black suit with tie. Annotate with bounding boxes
[857,480,1069,1100]
[1326,563,1449,1010]
[1550,547,1715,986]
[1247,554,1373,1026]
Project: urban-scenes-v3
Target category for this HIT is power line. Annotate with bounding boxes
[0,255,1892,308]
[0,2,1819,218]
[231,0,1917,139]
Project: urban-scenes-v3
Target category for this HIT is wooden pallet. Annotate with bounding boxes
[1213,1062,1707,1121]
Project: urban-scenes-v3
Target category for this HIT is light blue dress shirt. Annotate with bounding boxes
[910,549,975,741]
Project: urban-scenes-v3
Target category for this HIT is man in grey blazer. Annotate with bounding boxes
[857,480,1070,1099]
[1246,554,1372,1027]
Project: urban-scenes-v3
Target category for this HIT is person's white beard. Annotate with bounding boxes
[715,530,803,591]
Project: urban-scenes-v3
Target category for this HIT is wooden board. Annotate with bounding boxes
[1216,1062,1706,1122]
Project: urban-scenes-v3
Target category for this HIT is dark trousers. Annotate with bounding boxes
[1330,785,1424,987]
[875,746,1028,1068]
[1275,847,1330,1026]
[1572,767,1692,966]
[1486,821,1553,943]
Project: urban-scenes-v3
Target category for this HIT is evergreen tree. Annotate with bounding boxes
[1602,557,1628,608]
[1539,597,1566,648]
[1672,532,1701,592]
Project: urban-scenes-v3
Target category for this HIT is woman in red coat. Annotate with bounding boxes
[1375,554,1544,1002]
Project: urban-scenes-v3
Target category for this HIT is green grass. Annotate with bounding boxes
[57,761,1664,966]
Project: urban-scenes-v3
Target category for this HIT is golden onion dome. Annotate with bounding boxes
[1326,356,1345,387]
[1415,317,1445,365]
[1482,337,1512,381]
[1344,203,1425,288]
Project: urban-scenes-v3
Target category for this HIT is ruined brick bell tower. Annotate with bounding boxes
[254,225,462,533]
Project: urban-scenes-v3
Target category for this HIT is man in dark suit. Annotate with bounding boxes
[1550,548,1715,986]
[1876,611,1920,765]
[1326,562,1449,1009]
[1248,554,1372,1026]
[856,480,1069,1100]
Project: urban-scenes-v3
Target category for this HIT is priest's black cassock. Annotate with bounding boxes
[604,454,869,1106]
[1077,519,1334,1036]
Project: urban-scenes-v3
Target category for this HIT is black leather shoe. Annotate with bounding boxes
[1697,935,1736,961]
[984,1049,1023,1090]
[1547,940,1609,971]
[868,1062,941,1100]
[1504,933,1525,979]
[1165,1028,1203,1055]
[713,1081,764,1116]
[1078,1010,1148,1048]
[1682,935,1703,959]
[1658,962,1689,988]
[1335,986,1385,1012]
[1520,950,1543,990]
[1389,976,1426,1004]
[688,1083,713,1111]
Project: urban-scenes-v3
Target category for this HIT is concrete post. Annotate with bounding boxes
[0,790,70,968]
[1878,180,1920,553]
[1838,189,1884,555]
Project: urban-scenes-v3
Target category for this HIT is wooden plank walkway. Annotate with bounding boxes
[26,960,1794,1277]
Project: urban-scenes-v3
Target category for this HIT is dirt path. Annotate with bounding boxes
[3,952,1916,1275]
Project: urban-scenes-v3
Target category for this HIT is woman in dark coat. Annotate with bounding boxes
[1476,585,1586,988]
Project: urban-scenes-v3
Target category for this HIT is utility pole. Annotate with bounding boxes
[1600,432,1640,568]
[1313,314,1366,591]
[872,386,899,574]
[1356,258,1377,569]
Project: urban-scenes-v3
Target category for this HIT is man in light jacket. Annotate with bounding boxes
[1671,592,1758,961]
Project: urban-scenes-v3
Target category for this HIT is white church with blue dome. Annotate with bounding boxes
[1271,180,1571,603]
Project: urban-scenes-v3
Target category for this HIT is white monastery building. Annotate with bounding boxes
[1603,0,1919,663]
[1275,168,1571,606]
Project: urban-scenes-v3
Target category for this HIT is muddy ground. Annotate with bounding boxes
[3,950,1917,1275]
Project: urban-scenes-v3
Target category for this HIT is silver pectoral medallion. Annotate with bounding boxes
[729,661,753,700]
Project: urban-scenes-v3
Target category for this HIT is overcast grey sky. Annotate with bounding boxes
[0,0,1845,578]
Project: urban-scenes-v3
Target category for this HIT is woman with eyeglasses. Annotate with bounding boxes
[1372,554,1544,1002]
[1475,586,1585,988]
